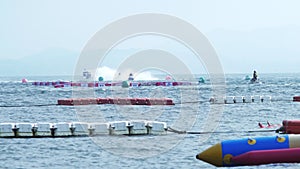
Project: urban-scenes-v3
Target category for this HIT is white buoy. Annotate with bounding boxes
[70,122,89,136]
[252,95,262,102]
[18,123,33,136]
[165,82,173,86]
[209,97,225,104]
[243,96,253,103]
[225,96,235,104]
[98,82,105,87]
[109,121,130,135]
[233,96,244,103]
[80,83,88,87]
[88,123,109,135]
[55,122,71,136]
[0,123,14,137]
[146,121,167,135]
[129,120,147,135]
[131,82,140,87]
[36,123,52,136]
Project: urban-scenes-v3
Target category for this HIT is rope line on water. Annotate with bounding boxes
[0,104,58,108]
[167,127,277,135]
[174,100,208,105]
[175,99,292,105]
[0,97,296,108]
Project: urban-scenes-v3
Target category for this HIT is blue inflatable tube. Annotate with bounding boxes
[196,135,300,167]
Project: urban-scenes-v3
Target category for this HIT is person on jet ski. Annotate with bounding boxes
[252,70,258,82]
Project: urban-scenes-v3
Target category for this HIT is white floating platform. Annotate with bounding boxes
[0,121,168,138]
[53,122,71,136]
[146,121,168,135]
[234,96,244,103]
[36,123,52,136]
[17,123,34,136]
[128,120,147,135]
[0,123,15,137]
[70,122,89,135]
[88,123,109,135]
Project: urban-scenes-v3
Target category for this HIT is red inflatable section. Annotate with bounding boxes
[231,148,300,166]
[293,96,300,102]
[58,98,175,106]
[280,120,300,134]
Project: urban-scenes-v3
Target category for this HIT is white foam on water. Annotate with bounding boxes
[94,66,159,81]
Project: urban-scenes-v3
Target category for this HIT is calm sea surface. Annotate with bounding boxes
[1,73,300,169]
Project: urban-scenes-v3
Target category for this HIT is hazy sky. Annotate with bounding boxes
[1,0,300,75]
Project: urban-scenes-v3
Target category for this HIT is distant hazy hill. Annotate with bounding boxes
[1,26,300,76]
[0,48,78,76]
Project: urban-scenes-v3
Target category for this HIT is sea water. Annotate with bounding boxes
[0,73,300,169]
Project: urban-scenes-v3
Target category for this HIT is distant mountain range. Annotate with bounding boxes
[0,48,78,76]
[1,26,300,76]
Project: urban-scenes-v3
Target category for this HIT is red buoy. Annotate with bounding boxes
[280,120,300,134]
[293,96,300,102]
[54,84,64,88]
[21,78,28,83]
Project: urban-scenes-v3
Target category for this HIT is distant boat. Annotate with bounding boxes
[244,75,251,81]
[128,73,134,81]
[198,77,205,84]
[83,69,91,79]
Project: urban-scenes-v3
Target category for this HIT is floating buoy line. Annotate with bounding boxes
[0,121,279,139]
[30,81,195,88]
[0,95,299,108]
[3,117,294,140]
[4,119,296,139]
[0,103,58,108]
[0,120,168,138]
[167,127,277,135]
